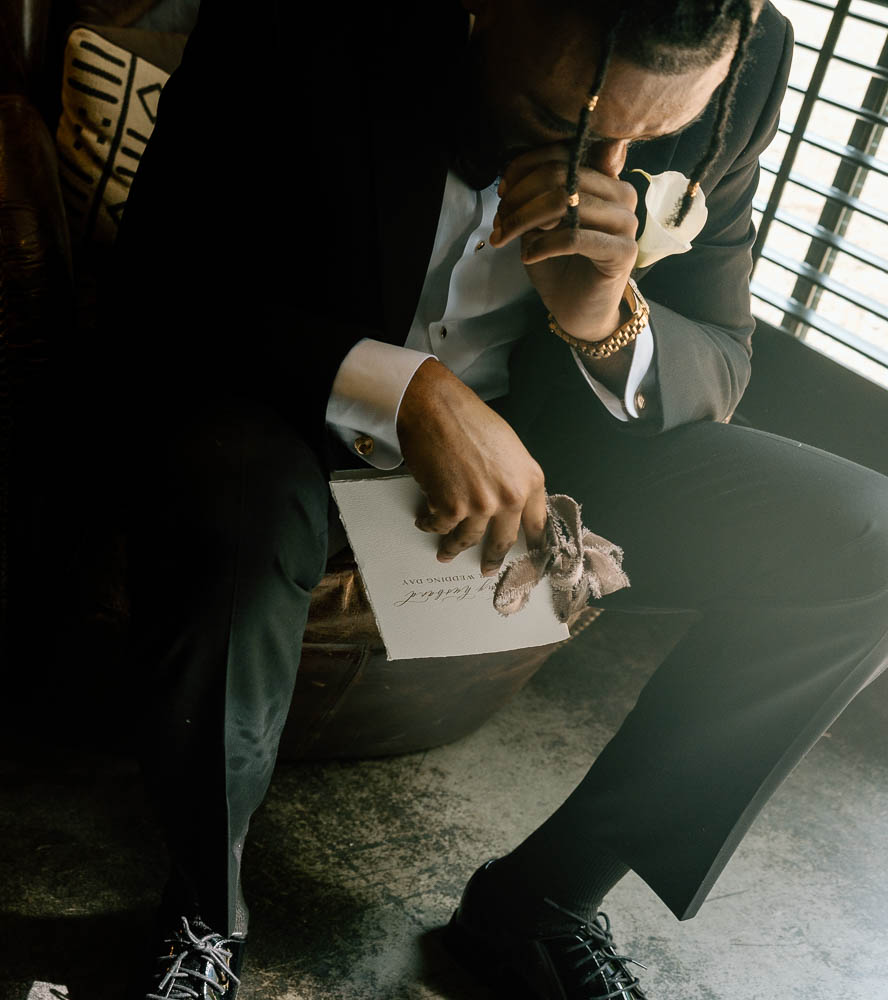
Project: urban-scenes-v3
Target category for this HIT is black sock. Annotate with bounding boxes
[478,842,629,935]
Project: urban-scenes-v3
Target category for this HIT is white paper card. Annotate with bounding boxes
[330,470,569,661]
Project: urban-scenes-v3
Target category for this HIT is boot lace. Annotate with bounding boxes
[146,916,241,999]
[543,899,648,1000]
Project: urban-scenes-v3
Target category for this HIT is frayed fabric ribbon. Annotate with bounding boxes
[493,494,630,622]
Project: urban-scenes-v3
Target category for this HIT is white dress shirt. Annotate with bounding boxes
[325,169,654,470]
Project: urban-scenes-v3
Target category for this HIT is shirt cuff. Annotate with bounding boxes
[570,323,654,421]
[325,338,436,469]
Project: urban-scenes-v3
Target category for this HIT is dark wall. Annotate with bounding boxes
[735,322,888,478]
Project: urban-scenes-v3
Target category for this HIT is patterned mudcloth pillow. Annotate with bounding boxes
[56,25,186,245]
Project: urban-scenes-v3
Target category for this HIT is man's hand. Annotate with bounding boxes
[396,359,548,577]
[490,144,639,342]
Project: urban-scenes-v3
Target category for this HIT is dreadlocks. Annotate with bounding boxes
[563,0,758,229]
[564,18,621,229]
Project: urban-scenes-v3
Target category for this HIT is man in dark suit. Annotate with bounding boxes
[112,1,888,997]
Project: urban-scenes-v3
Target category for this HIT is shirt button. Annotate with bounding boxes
[354,434,375,457]
[474,240,485,253]
[635,392,646,412]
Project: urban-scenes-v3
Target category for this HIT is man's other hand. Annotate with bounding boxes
[396,358,547,578]
[490,143,639,343]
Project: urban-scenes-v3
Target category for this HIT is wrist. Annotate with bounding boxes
[575,301,629,343]
[397,357,469,444]
[397,357,441,430]
[551,278,631,343]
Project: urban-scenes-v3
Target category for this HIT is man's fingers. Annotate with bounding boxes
[501,155,636,214]
[500,143,571,189]
[521,487,549,552]
[493,157,638,252]
[491,188,567,247]
[521,227,638,270]
[494,192,635,248]
[437,516,490,562]
[415,507,462,535]
[480,510,522,577]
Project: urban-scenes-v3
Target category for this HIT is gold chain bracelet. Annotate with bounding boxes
[548,278,649,360]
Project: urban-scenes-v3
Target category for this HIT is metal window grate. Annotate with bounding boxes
[751,0,888,388]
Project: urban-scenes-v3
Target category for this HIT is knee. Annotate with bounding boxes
[128,402,331,596]
[818,469,888,604]
[218,409,331,595]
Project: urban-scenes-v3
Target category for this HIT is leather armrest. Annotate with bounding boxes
[0,0,52,93]
[0,93,73,634]
[0,94,73,357]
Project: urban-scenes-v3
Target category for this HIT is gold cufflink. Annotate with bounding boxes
[354,435,375,457]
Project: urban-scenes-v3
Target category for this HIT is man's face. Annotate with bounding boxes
[455,0,736,185]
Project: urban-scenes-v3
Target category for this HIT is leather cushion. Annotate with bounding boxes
[55,24,186,245]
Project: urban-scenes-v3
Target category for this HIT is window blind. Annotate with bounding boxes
[752,0,888,389]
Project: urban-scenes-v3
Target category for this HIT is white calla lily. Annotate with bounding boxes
[632,169,708,269]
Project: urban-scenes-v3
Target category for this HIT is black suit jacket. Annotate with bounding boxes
[112,1,792,452]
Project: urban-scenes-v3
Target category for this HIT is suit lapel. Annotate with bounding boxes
[371,2,468,345]
[626,134,681,179]
[373,112,450,346]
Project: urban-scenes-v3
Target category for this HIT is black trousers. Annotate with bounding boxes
[125,369,888,937]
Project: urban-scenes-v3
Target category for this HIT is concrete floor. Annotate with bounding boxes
[2,609,887,999]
